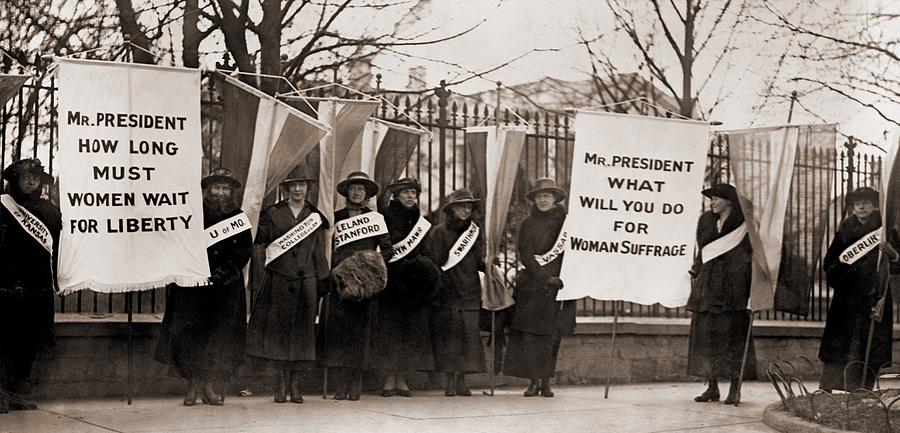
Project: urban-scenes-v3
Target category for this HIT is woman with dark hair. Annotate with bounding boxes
[0,159,61,413]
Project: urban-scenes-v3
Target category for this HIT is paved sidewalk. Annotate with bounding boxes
[0,381,782,433]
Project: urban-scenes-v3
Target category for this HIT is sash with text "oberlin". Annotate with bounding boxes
[265,212,323,266]
[206,212,251,247]
[701,222,748,264]
[0,194,53,254]
[535,230,567,267]
[839,228,880,265]
[441,221,480,271]
[389,215,432,263]
[334,212,389,250]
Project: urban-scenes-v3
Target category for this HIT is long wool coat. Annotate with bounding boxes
[246,200,329,362]
[155,204,252,380]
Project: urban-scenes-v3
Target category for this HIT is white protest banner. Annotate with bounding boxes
[557,111,709,307]
[56,58,210,294]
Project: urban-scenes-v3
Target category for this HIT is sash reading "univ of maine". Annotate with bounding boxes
[265,212,323,266]
[0,194,52,253]
[701,222,748,264]
[839,228,880,265]
[389,215,432,263]
[535,230,567,267]
[441,221,479,271]
[334,212,389,250]
[206,212,251,247]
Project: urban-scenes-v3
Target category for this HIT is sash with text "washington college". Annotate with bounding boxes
[389,215,431,263]
[334,212,389,250]
[206,212,251,247]
[442,221,480,271]
[265,212,323,266]
[839,228,880,265]
[701,222,747,264]
[535,230,567,267]
[1,194,53,253]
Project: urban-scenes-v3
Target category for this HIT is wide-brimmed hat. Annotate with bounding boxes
[201,167,241,189]
[2,158,52,185]
[389,177,422,195]
[281,165,316,185]
[846,186,879,208]
[701,183,739,204]
[442,188,480,213]
[526,177,567,202]
[337,171,379,198]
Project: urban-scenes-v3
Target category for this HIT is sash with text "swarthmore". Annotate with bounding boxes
[839,228,880,265]
[206,212,251,247]
[442,221,480,271]
[334,212,389,250]
[701,222,748,264]
[535,230,567,267]
[265,212,323,266]
[0,194,52,254]
[389,215,432,263]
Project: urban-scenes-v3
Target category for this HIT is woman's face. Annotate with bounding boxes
[709,196,732,215]
[451,203,473,220]
[396,188,418,208]
[533,191,556,212]
[285,181,308,204]
[852,199,876,220]
[346,183,368,205]
[17,172,41,195]
[208,183,233,200]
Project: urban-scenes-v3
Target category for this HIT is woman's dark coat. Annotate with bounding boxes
[321,206,393,369]
[246,200,329,362]
[155,205,252,380]
[819,212,894,390]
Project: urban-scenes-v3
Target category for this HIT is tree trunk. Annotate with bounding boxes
[114,0,156,64]
[216,0,254,79]
[257,0,282,95]
[680,0,696,119]
[182,0,201,68]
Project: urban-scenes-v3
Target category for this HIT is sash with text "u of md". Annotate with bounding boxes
[389,215,432,263]
[265,212,323,266]
[442,221,479,271]
[839,228,880,265]
[701,222,747,264]
[334,212,389,250]
[0,194,53,253]
[535,230,567,267]
[206,212,251,247]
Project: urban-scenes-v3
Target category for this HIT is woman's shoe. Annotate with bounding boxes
[348,371,362,401]
[539,378,554,398]
[0,391,9,414]
[694,388,720,402]
[523,380,540,397]
[289,373,303,404]
[274,370,287,403]
[445,373,456,397]
[394,388,413,398]
[724,379,740,405]
[381,389,394,397]
[455,374,472,397]
[202,382,224,406]
[183,380,199,406]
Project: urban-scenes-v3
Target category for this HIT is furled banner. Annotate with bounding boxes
[0,74,28,107]
[723,124,836,314]
[557,111,708,306]
[465,125,527,311]
[56,59,209,294]
[877,133,900,321]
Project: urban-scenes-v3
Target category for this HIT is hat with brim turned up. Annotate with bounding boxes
[526,177,567,202]
[2,158,53,186]
[201,167,241,189]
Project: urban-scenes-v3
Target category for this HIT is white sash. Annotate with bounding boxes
[334,212,389,250]
[206,212,251,247]
[701,222,747,264]
[535,230,567,267]
[442,221,480,271]
[839,228,880,265]
[389,215,432,263]
[0,194,52,254]
[265,212,323,266]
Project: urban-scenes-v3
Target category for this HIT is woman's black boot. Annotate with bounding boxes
[273,370,288,403]
[724,377,741,405]
[539,377,554,397]
[444,373,456,397]
[694,377,720,402]
[524,379,540,397]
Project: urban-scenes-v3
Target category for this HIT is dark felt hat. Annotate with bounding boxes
[846,186,879,208]
[442,188,480,213]
[389,177,422,195]
[701,183,739,204]
[337,171,379,198]
[281,165,316,185]
[202,167,241,189]
[2,158,52,185]
[526,177,567,202]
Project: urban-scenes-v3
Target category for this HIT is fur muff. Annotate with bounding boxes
[333,250,388,301]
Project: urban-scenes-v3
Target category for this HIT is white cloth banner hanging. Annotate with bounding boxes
[56,58,209,294]
[557,111,709,307]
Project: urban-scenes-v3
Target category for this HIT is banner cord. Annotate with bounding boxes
[573,97,696,122]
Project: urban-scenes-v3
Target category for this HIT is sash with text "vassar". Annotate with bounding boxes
[334,212,389,250]
[441,221,480,271]
[535,230,567,267]
[701,222,747,264]
[0,194,52,254]
[839,228,880,265]
[389,215,432,263]
[265,212,323,266]
[206,212,251,247]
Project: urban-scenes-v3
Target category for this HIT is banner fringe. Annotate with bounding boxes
[58,276,210,296]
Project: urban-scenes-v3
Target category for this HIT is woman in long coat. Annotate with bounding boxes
[155,168,252,406]
[504,178,576,398]
[428,188,486,397]
[0,159,60,413]
[819,186,896,391]
[687,183,757,405]
[246,166,329,404]
[369,178,438,397]
[321,172,393,401]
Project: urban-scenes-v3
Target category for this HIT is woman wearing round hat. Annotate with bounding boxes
[687,183,757,405]
[427,188,486,396]
[819,186,897,391]
[0,159,61,413]
[321,171,393,401]
[246,166,330,404]
[504,178,576,397]
[155,168,252,406]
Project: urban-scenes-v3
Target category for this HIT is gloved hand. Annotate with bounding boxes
[317,276,333,297]
[546,276,564,290]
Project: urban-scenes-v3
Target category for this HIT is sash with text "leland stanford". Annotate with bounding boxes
[206,212,251,247]
[265,212,323,266]
[535,230,568,267]
[839,228,880,265]
[334,212,389,250]
[701,222,748,264]
[442,221,480,271]
[389,215,432,263]
[0,194,52,254]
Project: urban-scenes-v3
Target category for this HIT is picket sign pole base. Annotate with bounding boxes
[604,301,620,399]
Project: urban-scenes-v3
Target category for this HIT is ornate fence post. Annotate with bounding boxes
[846,136,856,193]
[435,80,450,203]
